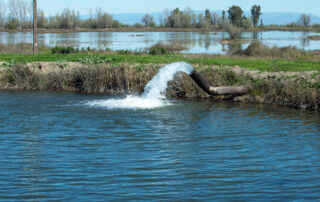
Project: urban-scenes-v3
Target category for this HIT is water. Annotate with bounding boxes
[0,61,319,200]
[1,31,320,54]
[84,62,195,109]
[0,90,319,201]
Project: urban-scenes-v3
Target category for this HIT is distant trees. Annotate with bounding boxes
[198,13,207,28]
[222,10,226,20]
[96,8,114,28]
[162,7,214,28]
[37,9,48,28]
[241,16,252,29]
[165,8,186,28]
[211,12,221,25]
[8,0,32,29]
[205,9,211,25]
[54,8,80,29]
[251,5,261,27]
[299,14,311,27]
[142,14,155,27]
[0,2,316,31]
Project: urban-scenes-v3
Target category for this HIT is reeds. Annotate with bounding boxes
[307,35,320,41]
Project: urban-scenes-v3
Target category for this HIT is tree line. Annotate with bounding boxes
[0,1,316,30]
[138,5,261,29]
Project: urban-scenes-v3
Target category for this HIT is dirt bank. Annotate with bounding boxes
[0,62,319,109]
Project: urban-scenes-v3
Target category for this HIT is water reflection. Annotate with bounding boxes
[227,42,242,55]
[0,31,319,54]
[300,32,310,48]
[252,32,259,40]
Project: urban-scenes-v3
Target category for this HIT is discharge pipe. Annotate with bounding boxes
[189,69,248,96]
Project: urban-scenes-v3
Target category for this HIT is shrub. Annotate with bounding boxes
[51,46,78,54]
[6,18,19,29]
[223,23,241,39]
[240,41,317,60]
[148,42,185,55]
[242,41,269,57]
[134,23,144,28]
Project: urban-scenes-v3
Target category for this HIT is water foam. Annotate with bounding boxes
[83,62,195,109]
[84,95,168,109]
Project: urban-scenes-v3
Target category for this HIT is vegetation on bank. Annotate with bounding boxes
[0,62,319,109]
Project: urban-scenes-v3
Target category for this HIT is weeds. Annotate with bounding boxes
[55,59,68,69]
[135,64,145,72]
[78,55,112,65]
[1,59,16,68]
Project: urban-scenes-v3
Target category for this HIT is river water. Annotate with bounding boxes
[1,31,320,54]
[0,90,319,200]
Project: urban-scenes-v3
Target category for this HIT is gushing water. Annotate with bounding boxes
[83,62,195,109]
[142,62,194,99]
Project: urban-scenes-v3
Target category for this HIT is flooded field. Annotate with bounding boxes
[1,31,320,54]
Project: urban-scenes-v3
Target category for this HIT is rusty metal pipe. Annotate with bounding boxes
[189,69,248,96]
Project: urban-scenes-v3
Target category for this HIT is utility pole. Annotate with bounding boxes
[33,0,37,54]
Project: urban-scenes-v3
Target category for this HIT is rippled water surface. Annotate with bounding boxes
[0,91,319,200]
[1,31,320,54]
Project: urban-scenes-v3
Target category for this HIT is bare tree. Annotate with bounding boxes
[142,13,154,27]
[158,15,164,27]
[211,12,221,25]
[0,1,7,28]
[8,0,18,19]
[191,13,197,28]
[33,0,37,54]
[8,0,32,29]
[19,0,29,28]
[299,14,311,27]
[96,8,114,28]
[37,9,48,28]
[197,13,207,28]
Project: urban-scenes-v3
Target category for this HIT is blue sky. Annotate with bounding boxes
[1,0,320,16]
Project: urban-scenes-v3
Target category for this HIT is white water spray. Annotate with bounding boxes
[83,62,195,109]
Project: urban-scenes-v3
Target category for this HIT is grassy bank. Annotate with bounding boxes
[1,53,320,72]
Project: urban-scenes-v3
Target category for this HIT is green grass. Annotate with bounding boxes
[1,53,320,72]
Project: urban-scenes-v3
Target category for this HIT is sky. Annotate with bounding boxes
[1,0,320,16]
